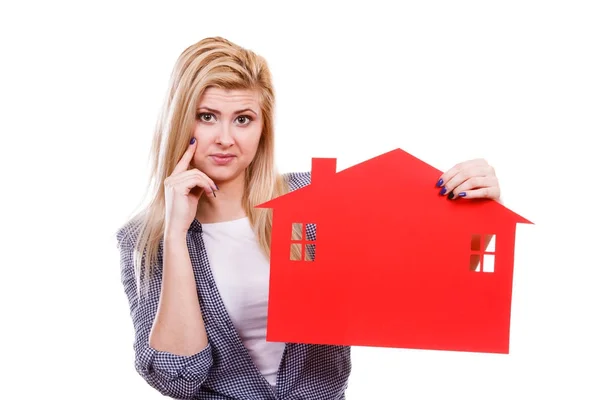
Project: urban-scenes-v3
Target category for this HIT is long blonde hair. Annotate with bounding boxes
[117,36,299,296]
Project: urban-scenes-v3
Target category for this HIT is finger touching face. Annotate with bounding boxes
[191,87,263,183]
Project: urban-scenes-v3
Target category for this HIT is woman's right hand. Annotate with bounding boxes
[164,138,217,235]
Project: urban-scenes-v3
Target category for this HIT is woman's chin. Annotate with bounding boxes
[205,167,244,183]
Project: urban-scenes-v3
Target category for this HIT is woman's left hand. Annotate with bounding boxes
[436,158,501,201]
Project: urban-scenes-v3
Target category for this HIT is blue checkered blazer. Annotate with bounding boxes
[117,172,352,399]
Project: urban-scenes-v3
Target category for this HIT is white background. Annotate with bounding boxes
[1,1,599,399]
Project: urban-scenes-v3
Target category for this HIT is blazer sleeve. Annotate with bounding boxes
[117,226,213,399]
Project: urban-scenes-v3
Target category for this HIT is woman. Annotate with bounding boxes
[116,36,501,399]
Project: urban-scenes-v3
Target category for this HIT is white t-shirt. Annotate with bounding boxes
[201,217,285,386]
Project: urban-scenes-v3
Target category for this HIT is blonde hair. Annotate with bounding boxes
[117,36,301,296]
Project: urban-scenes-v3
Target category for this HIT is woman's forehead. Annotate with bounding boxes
[197,87,260,107]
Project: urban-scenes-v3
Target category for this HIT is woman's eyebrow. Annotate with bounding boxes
[197,106,258,116]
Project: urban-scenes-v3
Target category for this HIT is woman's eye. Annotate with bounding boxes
[197,113,215,122]
[236,116,251,124]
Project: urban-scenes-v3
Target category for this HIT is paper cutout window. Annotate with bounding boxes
[470,234,496,272]
[290,223,316,261]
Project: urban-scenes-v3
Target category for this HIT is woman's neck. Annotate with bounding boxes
[195,174,246,224]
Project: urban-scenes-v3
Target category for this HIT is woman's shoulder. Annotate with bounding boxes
[115,213,144,249]
[282,171,312,191]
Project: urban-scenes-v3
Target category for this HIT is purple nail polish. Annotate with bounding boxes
[440,187,447,195]
[190,137,196,144]
[459,192,466,197]
[436,179,443,187]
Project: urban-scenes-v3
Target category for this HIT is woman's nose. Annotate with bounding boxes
[215,124,234,145]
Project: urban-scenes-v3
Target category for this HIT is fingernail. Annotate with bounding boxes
[448,192,455,200]
[190,137,196,144]
[440,187,447,195]
[436,179,443,187]
[459,192,466,197]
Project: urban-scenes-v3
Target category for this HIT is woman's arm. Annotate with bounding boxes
[149,230,209,355]
[118,227,213,399]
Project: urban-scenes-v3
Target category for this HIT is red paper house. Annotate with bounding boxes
[256,148,532,354]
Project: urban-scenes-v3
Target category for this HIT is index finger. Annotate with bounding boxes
[172,137,197,174]
[436,161,463,189]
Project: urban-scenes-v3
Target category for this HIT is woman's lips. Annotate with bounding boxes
[210,154,235,165]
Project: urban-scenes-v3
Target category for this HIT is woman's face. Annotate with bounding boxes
[191,87,263,184]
